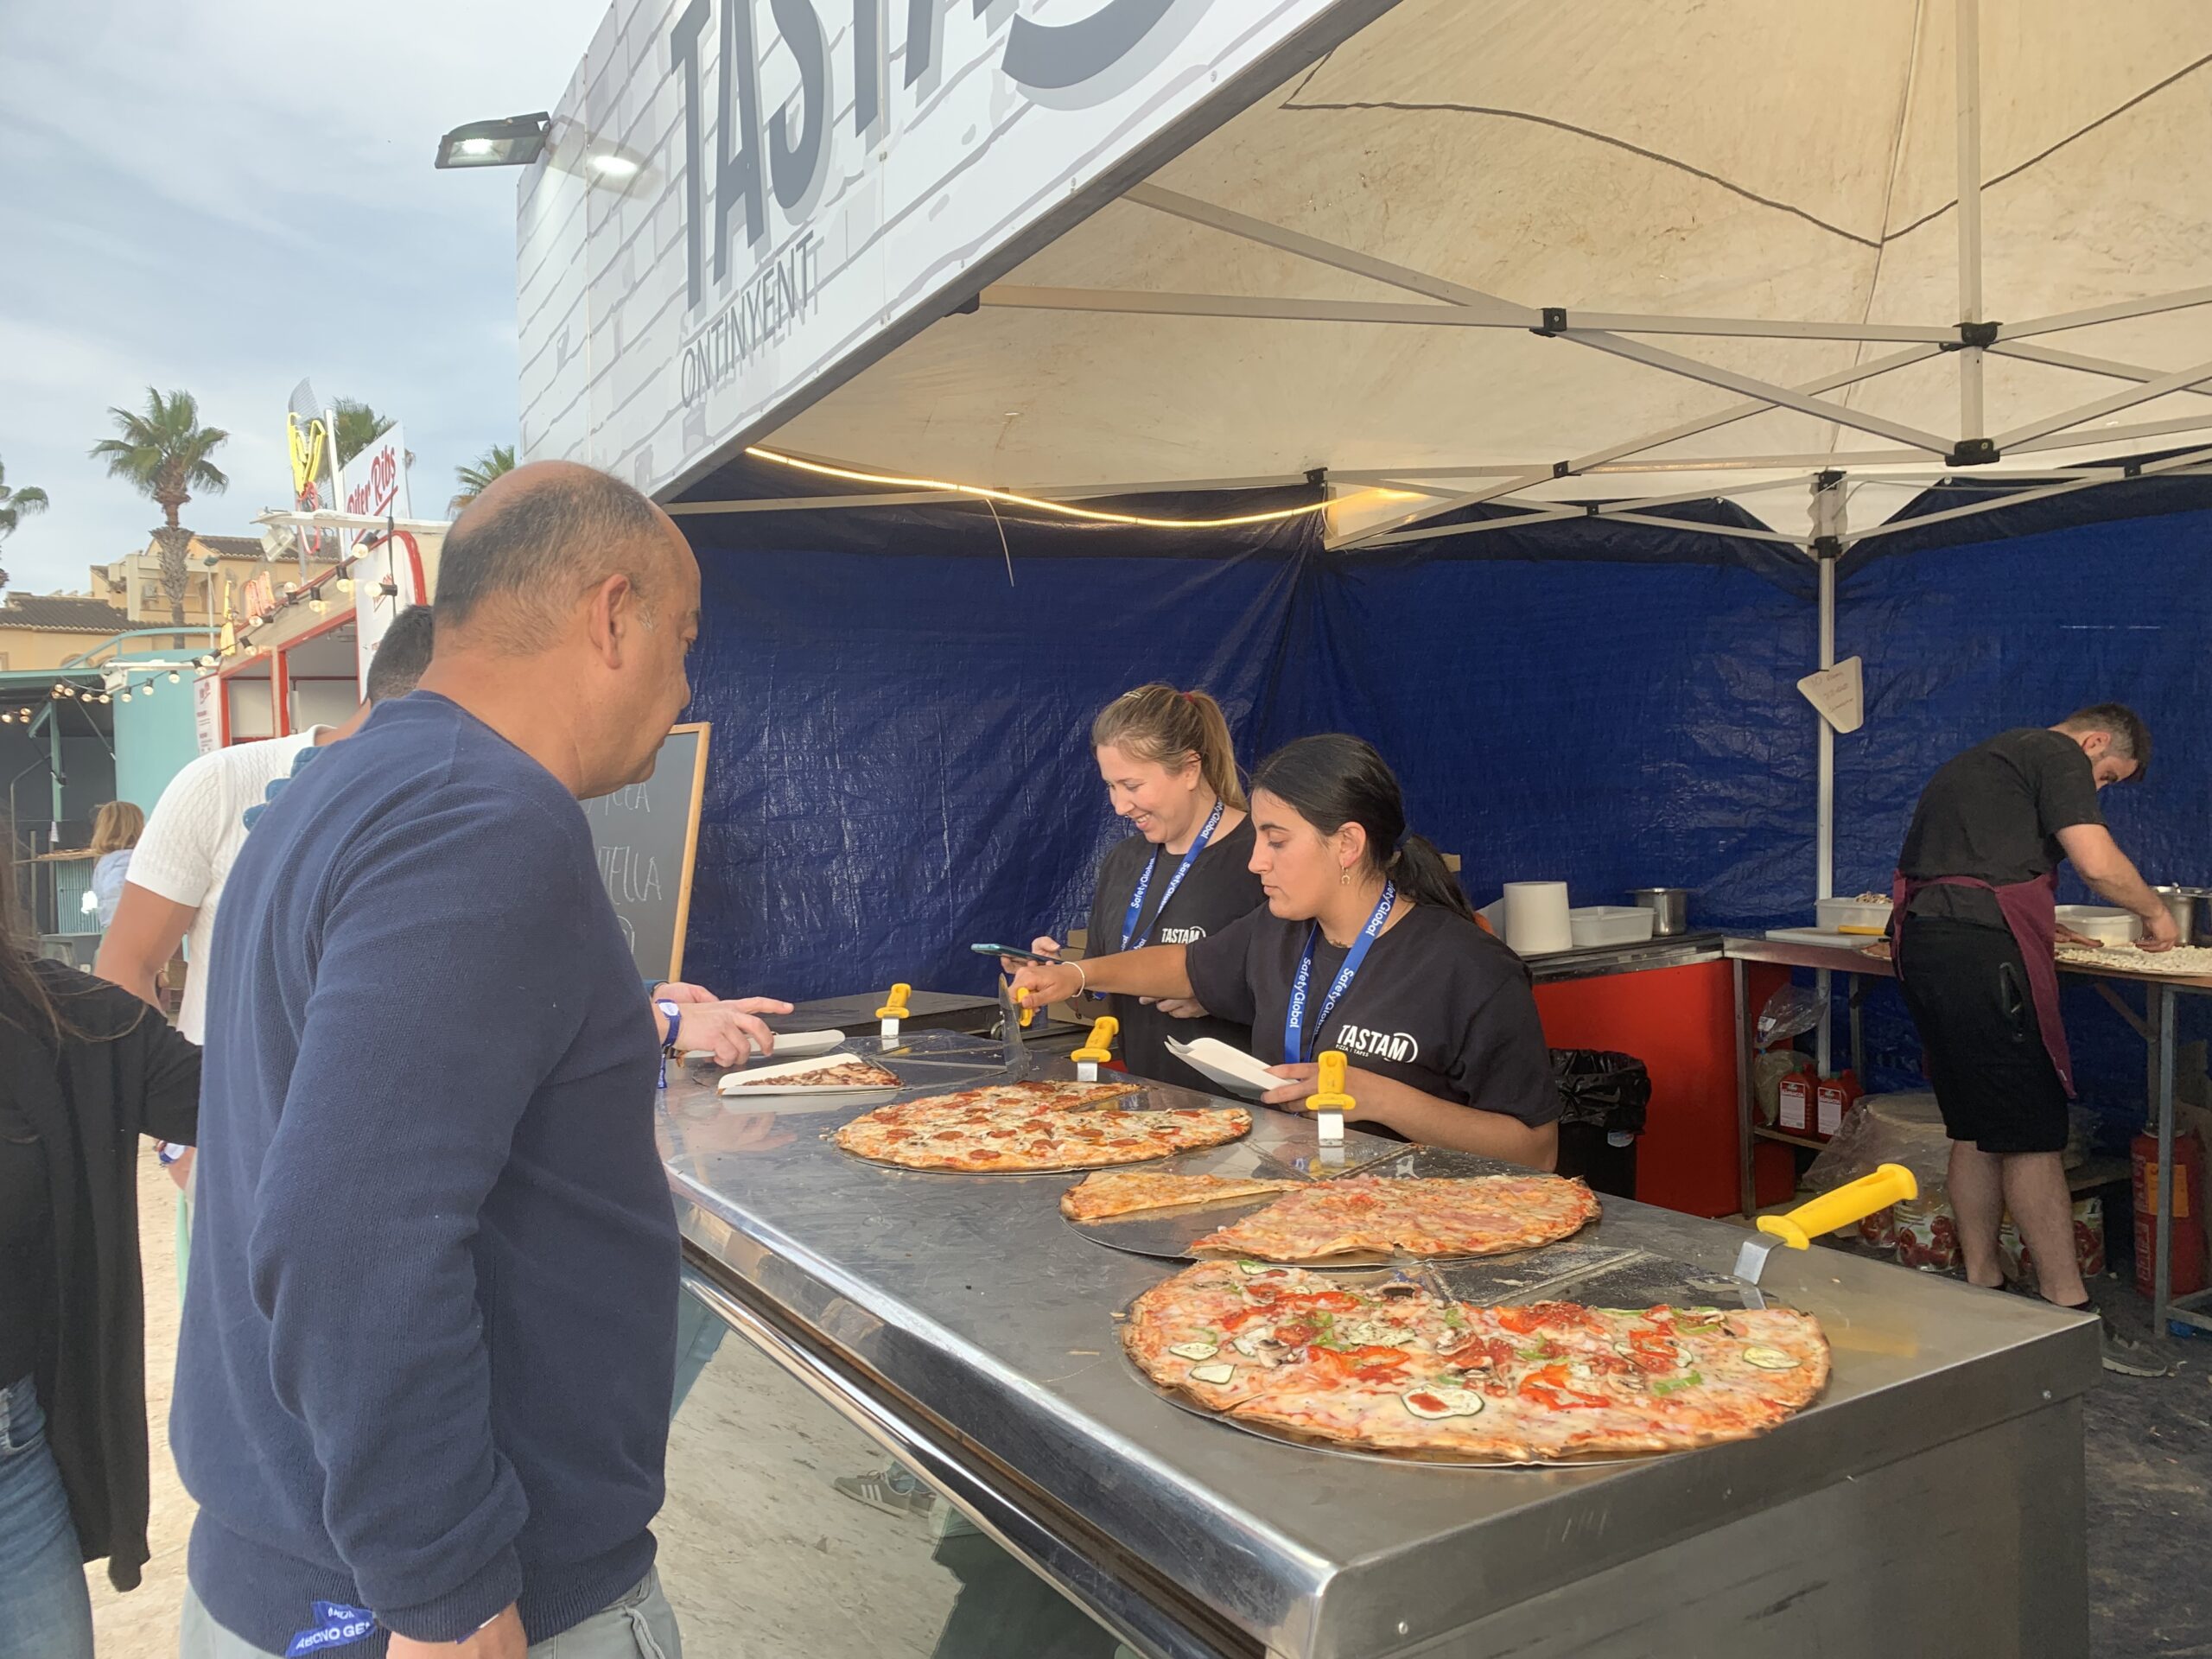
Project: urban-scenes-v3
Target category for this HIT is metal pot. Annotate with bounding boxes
[2153,886,2202,944]
[2163,886,2212,945]
[1628,887,1691,936]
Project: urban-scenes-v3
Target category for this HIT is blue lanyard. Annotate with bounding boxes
[1283,881,1396,1065]
[1119,797,1226,953]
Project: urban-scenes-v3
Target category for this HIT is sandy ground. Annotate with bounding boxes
[86,1146,191,1656]
[88,1146,1050,1657]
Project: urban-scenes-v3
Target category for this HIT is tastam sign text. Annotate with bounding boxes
[517,0,1373,497]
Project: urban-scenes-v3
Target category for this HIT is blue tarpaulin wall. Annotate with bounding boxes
[676,465,2211,1138]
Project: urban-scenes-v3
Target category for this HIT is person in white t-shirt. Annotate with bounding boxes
[95,613,442,1224]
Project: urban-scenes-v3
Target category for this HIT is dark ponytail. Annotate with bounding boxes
[1249,734,1474,922]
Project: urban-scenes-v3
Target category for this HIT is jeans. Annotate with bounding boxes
[181,1568,682,1657]
[0,1373,95,1659]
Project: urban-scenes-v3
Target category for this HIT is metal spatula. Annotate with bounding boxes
[1732,1163,1920,1299]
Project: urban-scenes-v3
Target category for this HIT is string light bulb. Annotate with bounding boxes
[168,670,181,683]
[310,597,327,613]
[119,690,131,702]
[141,678,155,696]
[337,576,355,594]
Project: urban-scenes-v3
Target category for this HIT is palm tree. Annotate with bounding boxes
[90,388,229,628]
[450,443,517,514]
[332,398,396,468]
[0,460,48,589]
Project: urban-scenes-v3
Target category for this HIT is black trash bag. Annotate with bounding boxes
[1549,1049,1652,1136]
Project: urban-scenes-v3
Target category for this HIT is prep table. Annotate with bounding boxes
[1726,934,2212,1338]
[656,1035,2096,1658]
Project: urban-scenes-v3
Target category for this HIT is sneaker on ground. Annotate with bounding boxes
[2097,1318,2172,1377]
[834,1469,926,1516]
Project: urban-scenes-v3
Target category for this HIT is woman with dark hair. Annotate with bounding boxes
[0,844,200,1659]
[1012,734,1559,1165]
[1013,684,1265,1090]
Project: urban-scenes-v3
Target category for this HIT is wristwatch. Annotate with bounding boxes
[656,998,683,1089]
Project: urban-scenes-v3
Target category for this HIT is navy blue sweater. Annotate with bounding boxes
[173,694,677,1655]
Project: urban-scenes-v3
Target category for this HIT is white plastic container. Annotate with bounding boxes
[1816,896,1893,934]
[2054,905,2138,946]
[1567,906,1656,949]
[1503,881,1573,955]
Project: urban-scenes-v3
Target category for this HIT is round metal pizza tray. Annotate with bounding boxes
[828,1110,1254,1177]
[1114,1333,1675,1471]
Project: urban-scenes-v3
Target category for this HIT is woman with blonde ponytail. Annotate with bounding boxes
[1017,684,1265,1089]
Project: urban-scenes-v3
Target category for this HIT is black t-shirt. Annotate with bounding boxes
[1086,817,1266,1090]
[0,1101,49,1385]
[1899,728,2102,929]
[1185,901,1560,1135]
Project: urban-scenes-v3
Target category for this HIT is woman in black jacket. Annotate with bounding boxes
[0,859,198,1659]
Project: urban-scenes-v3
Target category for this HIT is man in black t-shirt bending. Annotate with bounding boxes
[1892,704,2176,1374]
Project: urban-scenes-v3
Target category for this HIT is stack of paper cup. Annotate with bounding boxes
[1503,881,1573,956]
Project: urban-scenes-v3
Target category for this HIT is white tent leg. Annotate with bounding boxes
[1956,0,1986,444]
[1811,475,1847,907]
[1811,474,1848,1078]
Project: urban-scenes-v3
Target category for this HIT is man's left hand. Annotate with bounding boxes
[656,987,796,1066]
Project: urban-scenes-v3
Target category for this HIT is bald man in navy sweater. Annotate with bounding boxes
[175,464,703,1659]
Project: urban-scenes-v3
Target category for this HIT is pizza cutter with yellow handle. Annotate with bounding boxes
[1733,1163,1918,1295]
[877,982,912,1040]
[1308,1050,1354,1153]
[1072,1015,1119,1083]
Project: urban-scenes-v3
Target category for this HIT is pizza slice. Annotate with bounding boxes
[1062,1171,1305,1222]
[723,1057,902,1090]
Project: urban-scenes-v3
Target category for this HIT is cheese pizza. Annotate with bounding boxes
[1186,1175,1599,1262]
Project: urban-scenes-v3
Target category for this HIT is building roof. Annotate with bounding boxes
[194,535,266,560]
[0,594,132,633]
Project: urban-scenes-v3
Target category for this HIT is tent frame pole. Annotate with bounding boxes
[1989,340,2212,401]
[1811,475,1847,1078]
[1956,0,1986,442]
[1998,283,2212,341]
[979,284,1957,345]
[1811,475,1846,907]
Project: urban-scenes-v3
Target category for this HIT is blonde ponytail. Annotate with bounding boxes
[1090,684,1248,810]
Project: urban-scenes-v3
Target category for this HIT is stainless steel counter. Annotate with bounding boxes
[659,1033,2098,1658]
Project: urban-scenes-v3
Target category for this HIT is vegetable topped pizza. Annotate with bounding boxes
[1123,1261,1827,1462]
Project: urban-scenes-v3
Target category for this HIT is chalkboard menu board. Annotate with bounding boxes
[588,721,709,983]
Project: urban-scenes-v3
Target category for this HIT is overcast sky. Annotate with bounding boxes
[0,0,610,594]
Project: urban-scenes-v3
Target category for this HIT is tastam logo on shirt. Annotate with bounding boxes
[1333,1025,1420,1064]
[1159,925,1207,944]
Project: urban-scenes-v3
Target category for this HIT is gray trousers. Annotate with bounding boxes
[180,1569,681,1658]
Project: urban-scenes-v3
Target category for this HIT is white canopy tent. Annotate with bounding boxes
[526,0,2212,911]
[706,0,2212,556]
[656,0,2212,909]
